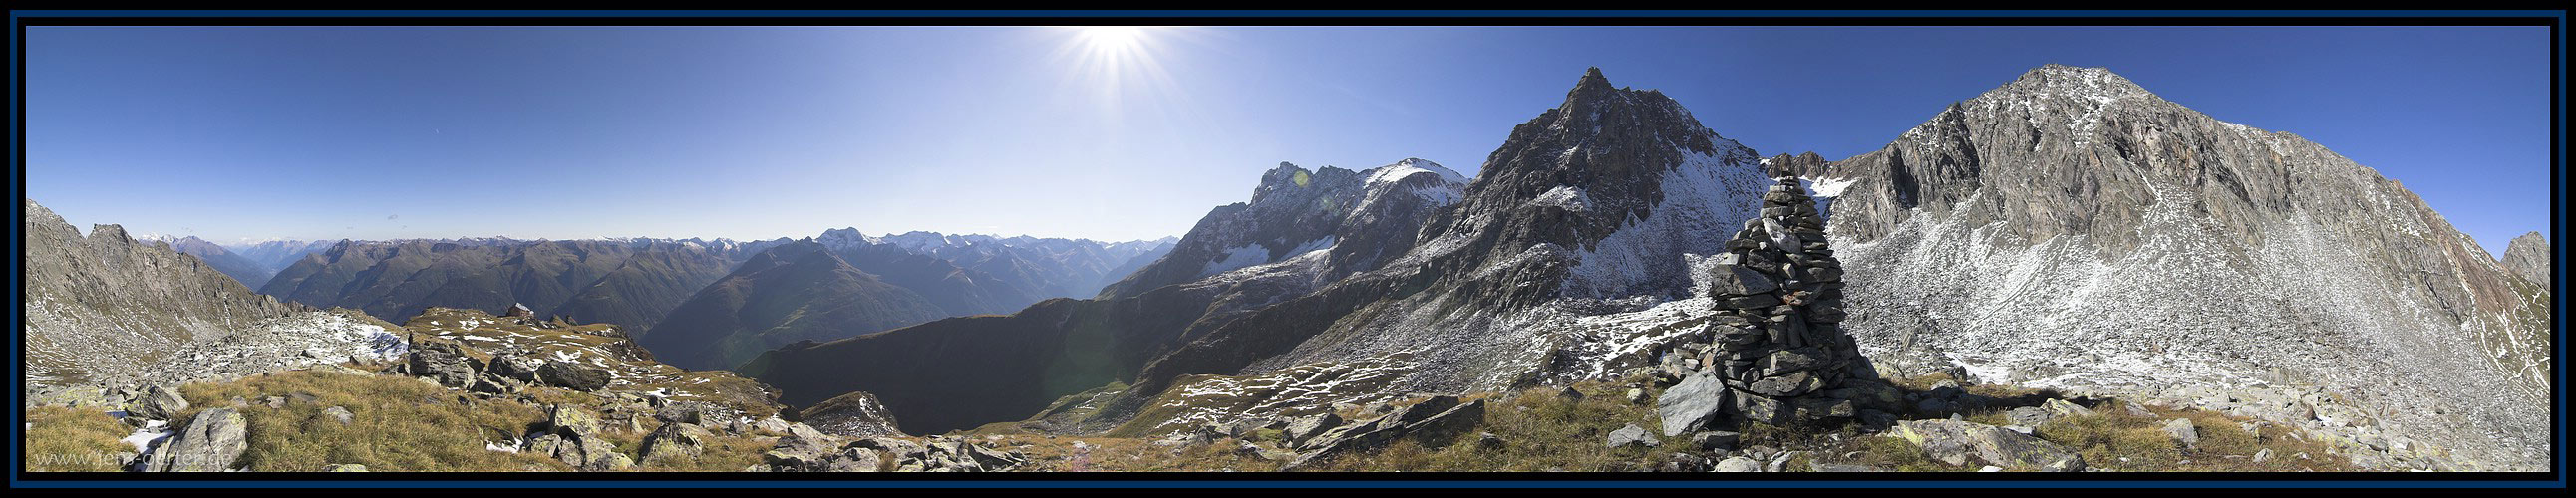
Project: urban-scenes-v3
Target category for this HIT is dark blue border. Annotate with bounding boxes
[8,9,2566,489]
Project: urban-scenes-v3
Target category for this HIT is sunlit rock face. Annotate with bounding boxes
[1815,65,2549,470]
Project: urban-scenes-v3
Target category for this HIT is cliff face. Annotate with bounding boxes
[1813,65,2550,470]
[22,199,303,387]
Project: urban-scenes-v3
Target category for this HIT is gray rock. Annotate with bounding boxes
[1889,419,2085,471]
[2043,398,2095,418]
[1746,371,1820,397]
[1284,412,1344,447]
[1679,430,1741,451]
[1291,398,1487,467]
[1656,370,1729,436]
[536,361,611,391]
[320,405,353,425]
[1607,423,1660,450]
[1713,456,1765,472]
[2006,406,2055,427]
[531,404,628,471]
[131,385,189,421]
[762,428,846,472]
[146,407,247,472]
[2162,418,2199,449]
[408,341,480,388]
[486,355,542,382]
[639,422,711,465]
[1707,264,1779,296]
[1811,463,1888,472]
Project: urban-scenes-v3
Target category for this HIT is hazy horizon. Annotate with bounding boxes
[26,26,2552,254]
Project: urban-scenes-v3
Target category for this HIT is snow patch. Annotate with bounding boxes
[1532,185,1591,212]
[1199,244,1273,277]
[121,420,170,454]
[1562,149,1769,298]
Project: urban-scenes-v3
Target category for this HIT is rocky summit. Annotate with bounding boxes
[2499,231,2551,289]
[1812,65,2550,470]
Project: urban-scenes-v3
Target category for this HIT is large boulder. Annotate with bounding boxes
[1656,371,1729,436]
[408,341,481,388]
[1888,419,2084,471]
[146,407,247,472]
[486,354,543,382]
[1290,397,1488,467]
[130,384,189,421]
[1606,423,1660,450]
[2162,418,2199,449]
[639,422,711,465]
[762,428,845,471]
[1284,412,1344,447]
[529,404,628,471]
[536,361,612,391]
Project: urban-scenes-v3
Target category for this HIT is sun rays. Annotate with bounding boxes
[1047,26,1196,128]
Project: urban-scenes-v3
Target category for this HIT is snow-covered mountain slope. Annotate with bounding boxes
[1100,159,1470,300]
[1813,65,2551,470]
[1130,68,1771,405]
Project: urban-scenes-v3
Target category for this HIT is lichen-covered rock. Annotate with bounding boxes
[409,341,481,388]
[2163,418,2200,449]
[536,361,611,391]
[1606,423,1660,450]
[1655,370,1728,436]
[146,407,247,472]
[1889,419,2084,472]
[130,385,189,421]
[639,422,711,465]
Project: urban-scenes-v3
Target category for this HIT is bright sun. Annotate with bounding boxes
[1078,26,1148,53]
[1051,26,1189,124]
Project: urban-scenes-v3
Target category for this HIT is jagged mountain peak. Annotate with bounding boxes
[89,223,135,244]
[817,226,879,250]
[1373,157,1469,187]
[1539,69,1716,152]
[1996,64,2151,99]
[1252,162,1364,204]
[1577,66,1610,90]
[2500,231,2552,287]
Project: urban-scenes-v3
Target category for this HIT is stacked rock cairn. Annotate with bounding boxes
[1658,174,1898,437]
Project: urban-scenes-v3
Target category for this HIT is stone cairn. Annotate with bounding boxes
[1658,174,1898,436]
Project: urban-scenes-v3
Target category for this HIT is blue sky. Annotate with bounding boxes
[23,26,2553,255]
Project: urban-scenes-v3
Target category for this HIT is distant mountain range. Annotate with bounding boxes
[233,228,1169,371]
[741,157,1474,433]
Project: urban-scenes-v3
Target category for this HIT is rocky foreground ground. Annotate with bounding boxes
[20,305,2417,473]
